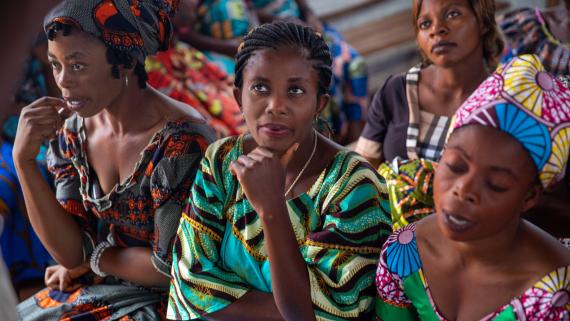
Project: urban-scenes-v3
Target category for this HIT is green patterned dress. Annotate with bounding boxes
[167,135,392,320]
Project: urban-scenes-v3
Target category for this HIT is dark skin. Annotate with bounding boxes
[415,125,570,321]
[364,0,489,168]
[13,29,205,289]
[253,1,366,145]
[174,0,259,58]
[204,46,339,321]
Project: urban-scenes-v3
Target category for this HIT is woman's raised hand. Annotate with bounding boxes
[12,97,68,164]
[230,143,298,216]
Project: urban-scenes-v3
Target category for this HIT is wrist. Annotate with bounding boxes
[90,238,115,278]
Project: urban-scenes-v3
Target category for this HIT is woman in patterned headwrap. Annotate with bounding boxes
[375,54,570,321]
[13,1,215,320]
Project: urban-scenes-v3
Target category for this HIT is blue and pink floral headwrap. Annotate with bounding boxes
[450,54,570,189]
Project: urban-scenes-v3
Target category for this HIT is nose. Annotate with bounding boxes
[430,19,449,37]
[265,93,288,116]
[55,67,74,90]
[452,172,480,204]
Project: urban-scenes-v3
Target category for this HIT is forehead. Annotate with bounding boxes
[47,28,106,58]
[243,46,318,81]
[419,0,471,13]
[447,125,535,170]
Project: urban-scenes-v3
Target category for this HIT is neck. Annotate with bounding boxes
[286,130,318,175]
[449,218,523,268]
[94,85,161,136]
[432,55,488,96]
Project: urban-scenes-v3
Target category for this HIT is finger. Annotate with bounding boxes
[250,147,273,158]
[237,155,256,168]
[44,266,56,285]
[247,152,265,162]
[60,274,70,291]
[66,282,82,292]
[280,143,300,167]
[46,272,59,289]
[27,115,59,126]
[29,96,66,109]
[229,160,245,176]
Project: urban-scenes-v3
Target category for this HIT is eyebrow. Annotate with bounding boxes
[448,145,518,180]
[447,145,471,160]
[47,51,85,61]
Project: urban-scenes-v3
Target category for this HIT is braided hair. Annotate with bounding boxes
[46,22,148,89]
[234,21,333,96]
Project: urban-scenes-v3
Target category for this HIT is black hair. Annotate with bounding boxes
[46,22,148,89]
[234,21,332,96]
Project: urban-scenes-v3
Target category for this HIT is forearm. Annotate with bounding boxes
[261,204,316,321]
[178,30,239,57]
[14,160,84,267]
[206,291,285,321]
[99,246,170,288]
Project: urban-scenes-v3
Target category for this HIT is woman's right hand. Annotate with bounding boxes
[44,264,90,292]
[12,97,66,164]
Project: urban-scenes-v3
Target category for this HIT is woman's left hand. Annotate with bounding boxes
[230,143,298,215]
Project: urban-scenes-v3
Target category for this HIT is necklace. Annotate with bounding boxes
[284,132,318,197]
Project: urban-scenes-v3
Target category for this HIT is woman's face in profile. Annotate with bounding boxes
[47,28,126,117]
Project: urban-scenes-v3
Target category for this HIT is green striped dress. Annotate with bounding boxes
[167,135,392,320]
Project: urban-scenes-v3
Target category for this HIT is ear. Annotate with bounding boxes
[522,183,542,213]
[316,93,330,115]
[233,87,243,111]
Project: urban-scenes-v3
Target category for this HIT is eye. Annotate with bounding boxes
[251,83,269,94]
[288,86,305,95]
[486,181,508,193]
[71,63,85,71]
[445,161,467,174]
[418,20,431,30]
[49,61,61,71]
[446,10,461,19]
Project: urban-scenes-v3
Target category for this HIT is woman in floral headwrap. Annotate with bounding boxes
[375,54,570,320]
[13,0,215,320]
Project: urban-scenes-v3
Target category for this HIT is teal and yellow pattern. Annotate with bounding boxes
[167,135,392,320]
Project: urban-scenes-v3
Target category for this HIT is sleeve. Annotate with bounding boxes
[355,75,395,160]
[149,131,212,277]
[300,158,392,320]
[46,132,97,260]
[0,169,18,221]
[167,143,250,320]
[375,235,418,321]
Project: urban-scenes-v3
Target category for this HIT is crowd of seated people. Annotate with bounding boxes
[1,0,569,320]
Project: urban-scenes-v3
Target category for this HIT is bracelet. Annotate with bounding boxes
[90,241,113,278]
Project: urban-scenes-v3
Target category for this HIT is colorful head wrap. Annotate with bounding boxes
[450,54,570,189]
[44,0,179,64]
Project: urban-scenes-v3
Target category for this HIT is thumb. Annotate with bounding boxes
[280,143,299,167]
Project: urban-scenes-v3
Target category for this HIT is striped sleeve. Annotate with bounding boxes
[167,138,250,320]
[302,154,392,320]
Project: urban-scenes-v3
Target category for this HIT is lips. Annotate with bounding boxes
[63,97,88,112]
[431,40,457,54]
[442,210,476,232]
[259,123,292,137]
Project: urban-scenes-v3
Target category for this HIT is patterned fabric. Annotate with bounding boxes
[146,41,246,138]
[0,143,54,287]
[193,0,253,73]
[250,0,369,135]
[44,0,179,65]
[17,114,214,320]
[378,158,436,231]
[416,111,451,161]
[375,223,570,321]
[498,7,570,77]
[167,135,392,320]
[451,54,570,189]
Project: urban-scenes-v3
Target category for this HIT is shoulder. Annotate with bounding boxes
[381,223,422,278]
[519,221,570,271]
[156,118,216,155]
[328,149,384,186]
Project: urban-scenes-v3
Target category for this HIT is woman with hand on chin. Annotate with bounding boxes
[167,21,392,321]
[13,1,215,320]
